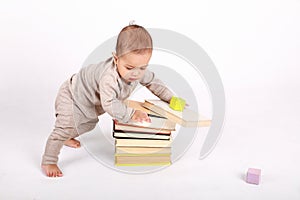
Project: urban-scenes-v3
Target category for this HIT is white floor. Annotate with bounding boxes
[0,78,300,199]
[1,85,300,199]
[1,1,300,199]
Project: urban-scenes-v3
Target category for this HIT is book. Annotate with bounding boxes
[142,99,211,127]
[115,146,171,154]
[113,128,171,135]
[115,155,171,166]
[113,131,171,140]
[124,100,163,116]
[113,124,172,134]
[113,122,172,134]
[115,138,172,147]
[114,115,176,131]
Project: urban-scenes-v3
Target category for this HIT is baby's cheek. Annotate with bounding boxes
[139,71,146,78]
[123,70,132,78]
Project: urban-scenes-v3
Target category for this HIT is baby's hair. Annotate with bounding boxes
[116,24,153,57]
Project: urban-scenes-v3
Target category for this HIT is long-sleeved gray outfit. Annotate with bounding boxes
[42,57,173,165]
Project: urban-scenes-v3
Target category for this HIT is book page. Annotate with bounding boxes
[145,100,203,121]
[125,115,176,130]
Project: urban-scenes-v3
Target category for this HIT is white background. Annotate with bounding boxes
[1,0,300,199]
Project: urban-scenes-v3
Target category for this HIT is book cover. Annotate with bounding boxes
[142,100,211,127]
[124,100,163,116]
[113,115,176,131]
[113,122,172,135]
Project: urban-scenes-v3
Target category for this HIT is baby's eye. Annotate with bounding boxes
[140,67,147,70]
[126,67,133,70]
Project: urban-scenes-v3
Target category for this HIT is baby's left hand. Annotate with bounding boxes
[131,110,151,123]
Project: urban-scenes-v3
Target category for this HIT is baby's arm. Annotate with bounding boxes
[140,70,174,103]
[99,76,135,122]
[100,75,150,123]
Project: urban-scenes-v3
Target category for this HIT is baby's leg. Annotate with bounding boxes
[64,138,81,148]
[42,126,78,177]
[42,120,98,177]
[41,79,78,177]
[41,76,99,177]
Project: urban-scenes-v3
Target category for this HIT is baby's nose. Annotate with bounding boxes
[132,70,140,76]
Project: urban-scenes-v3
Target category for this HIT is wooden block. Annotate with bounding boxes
[169,96,186,111]
[246,168,261,185]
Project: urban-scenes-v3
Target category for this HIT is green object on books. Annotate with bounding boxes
[169,96,186,111]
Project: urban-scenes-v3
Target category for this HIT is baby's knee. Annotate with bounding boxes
[50,127,78,141]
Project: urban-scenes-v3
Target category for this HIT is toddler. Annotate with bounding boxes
[41,24,174,177]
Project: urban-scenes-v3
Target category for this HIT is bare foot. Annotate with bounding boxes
[42,164,63,177]
[64,138,81,148]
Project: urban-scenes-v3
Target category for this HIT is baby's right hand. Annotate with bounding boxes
[131,110,151,123]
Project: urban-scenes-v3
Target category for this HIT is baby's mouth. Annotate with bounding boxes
[128,77,138,81]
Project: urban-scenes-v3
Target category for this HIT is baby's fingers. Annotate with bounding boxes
[144,116,151,123]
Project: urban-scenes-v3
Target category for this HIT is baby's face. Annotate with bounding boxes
[115,52,151,83]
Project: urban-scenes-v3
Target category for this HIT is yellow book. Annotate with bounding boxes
[115,155,171,165]
[115,147,172,154]
[115,162,171,167]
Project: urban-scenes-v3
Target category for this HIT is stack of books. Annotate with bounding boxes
[113,115,176,166]
[113,99,211,166]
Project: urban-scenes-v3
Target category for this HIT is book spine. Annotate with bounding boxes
[113,133,170,140]
[113,130,171,136]
[114,153,170,156]
[115,139,172,147]
[115,162,171,166]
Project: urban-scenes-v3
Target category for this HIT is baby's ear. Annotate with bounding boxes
[112,52,118,64]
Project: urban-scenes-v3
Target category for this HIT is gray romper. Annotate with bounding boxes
[42,57,173,165]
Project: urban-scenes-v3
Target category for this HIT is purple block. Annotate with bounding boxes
[246,168,261,185]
